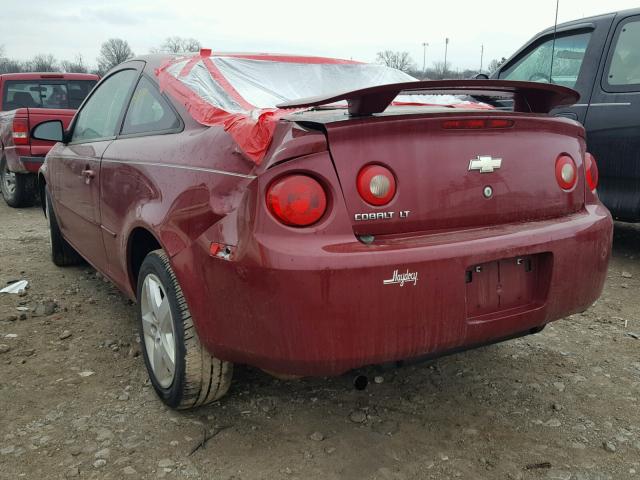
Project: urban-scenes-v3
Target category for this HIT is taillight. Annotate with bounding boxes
[12,118,29,145]
[266,174,327,227]
[585,152,599,191]
[555,155,578,191]
[356,164,396,206]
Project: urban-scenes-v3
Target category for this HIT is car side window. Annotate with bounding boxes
[71,69,138,143]
[605,18,640,88]
[499,32,592,88]
[121,77,180,135]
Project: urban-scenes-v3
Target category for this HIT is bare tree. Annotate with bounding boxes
[487,57,507,73]
[29,54,59,72]
[155,36,201,54]
[430,61,447,79]
[375,51,416,72]
[61,54,88,73]
[97,38,134,75]
[0,58,25,74]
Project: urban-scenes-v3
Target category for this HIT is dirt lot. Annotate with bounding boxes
[0,200,639,480]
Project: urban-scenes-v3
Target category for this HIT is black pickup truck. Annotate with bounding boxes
[489,8,640,221]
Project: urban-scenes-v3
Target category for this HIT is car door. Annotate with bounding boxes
[497,17,613,122]
[99,74,183,290]
[50,66,141,269]
[584,14,640,221]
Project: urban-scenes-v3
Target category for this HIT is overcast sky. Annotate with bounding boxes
[2,0,639,70]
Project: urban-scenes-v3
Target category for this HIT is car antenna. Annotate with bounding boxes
[549,0,560,84]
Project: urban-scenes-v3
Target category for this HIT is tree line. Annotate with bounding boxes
[376,50,507,79]
[0,40,506,79]
[0,37,201,76]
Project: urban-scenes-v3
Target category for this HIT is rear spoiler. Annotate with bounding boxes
[276,80,579,116]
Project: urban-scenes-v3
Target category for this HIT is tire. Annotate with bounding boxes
[137,250,233,409]
[45,187,83,266]
[1,159,36,208]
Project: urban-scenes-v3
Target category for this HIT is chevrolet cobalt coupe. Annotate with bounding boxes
[34,52,612,409]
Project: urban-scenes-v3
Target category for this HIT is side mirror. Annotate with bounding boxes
[474,73,490,80]
[32,120,65,143]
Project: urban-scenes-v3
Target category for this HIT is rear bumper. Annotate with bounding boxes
[19,156,44,173]
[181,204,612,376]
[5,154,43,174]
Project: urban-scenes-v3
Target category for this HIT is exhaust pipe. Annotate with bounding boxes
[353,374,368,391]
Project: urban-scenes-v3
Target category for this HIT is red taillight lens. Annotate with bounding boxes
[585,152,599,191]
[266,174,327,227]
[356,164,396,206]
[555,155,578,191]
[12,118,29,145]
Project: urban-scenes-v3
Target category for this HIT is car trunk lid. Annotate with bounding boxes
[319,111,586,236]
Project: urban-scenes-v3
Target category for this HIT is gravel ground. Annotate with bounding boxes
[0,200,639,480]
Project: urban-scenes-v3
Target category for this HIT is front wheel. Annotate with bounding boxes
[1,160,36,208]
[137,250,233,409]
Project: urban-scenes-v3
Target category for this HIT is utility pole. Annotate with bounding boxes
[422,42,429,73]
[480,44,484,73]
[444,38,449,76]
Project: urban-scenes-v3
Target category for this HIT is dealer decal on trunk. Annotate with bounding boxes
[383,269,419,287]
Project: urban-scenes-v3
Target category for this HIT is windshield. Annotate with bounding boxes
[2,80,97,111]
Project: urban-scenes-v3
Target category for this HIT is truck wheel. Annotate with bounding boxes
[45,187,83,266]
[1,160,36,208]
[137,250,233,409]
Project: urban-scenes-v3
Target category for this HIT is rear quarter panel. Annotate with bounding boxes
[0,109,25,171]
[98,125,257,298]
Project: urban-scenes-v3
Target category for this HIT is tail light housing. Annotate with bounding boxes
[266,174,327,227]
[12,118,29,145]
[357,164,396,206]
[555,155,577,191]
[585,152,599,191]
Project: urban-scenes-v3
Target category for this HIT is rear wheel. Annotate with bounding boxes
[45,187,83,266]
[137,250,233,409]
[1,159,36,208]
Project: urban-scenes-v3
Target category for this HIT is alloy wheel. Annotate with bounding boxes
[140,273,177,388]
[2,164,16,196]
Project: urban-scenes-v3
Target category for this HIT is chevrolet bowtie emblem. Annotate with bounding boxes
[468,155,502,173]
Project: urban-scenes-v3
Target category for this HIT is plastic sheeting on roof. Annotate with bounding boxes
[156,52,484,165]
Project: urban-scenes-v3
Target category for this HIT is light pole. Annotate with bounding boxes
[444,38,449,76]
[480,44,484,73]
[422,42,429,73]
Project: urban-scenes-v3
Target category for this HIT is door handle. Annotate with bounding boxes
[81,167,95,184]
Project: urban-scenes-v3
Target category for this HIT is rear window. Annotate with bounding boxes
[2,80,97,111]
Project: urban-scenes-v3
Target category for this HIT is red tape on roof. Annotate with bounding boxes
[156,52,490,165]
[157,53,307,164]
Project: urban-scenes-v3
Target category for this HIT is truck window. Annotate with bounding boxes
[499,32,592,88]
[606,18,640,88]
[2,80,96,110]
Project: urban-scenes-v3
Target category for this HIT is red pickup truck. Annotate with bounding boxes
[0,72,98,207]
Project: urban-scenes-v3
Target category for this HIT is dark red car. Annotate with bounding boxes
[34,52,612,410]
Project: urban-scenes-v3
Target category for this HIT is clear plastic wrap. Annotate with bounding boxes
[156,52,480,164]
